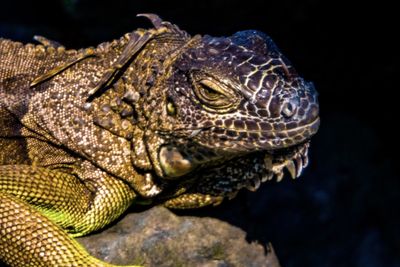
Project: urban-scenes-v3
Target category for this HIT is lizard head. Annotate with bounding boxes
[149,30,319,179]
[131,18,319,200]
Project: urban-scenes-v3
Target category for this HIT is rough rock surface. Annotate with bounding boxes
[78,206,280,267]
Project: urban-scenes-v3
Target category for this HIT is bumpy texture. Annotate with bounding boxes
[0,14,319,266]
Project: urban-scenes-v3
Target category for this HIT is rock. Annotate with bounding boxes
[78,206,281,267]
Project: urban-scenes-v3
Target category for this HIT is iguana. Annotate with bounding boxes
[0,14,319,266]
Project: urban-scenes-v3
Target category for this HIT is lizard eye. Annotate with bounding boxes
[193,79,238,112]
[197,80,221,101]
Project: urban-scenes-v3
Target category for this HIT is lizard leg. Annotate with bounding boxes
[0,192,141,267]
[163,192,224,209]
[0,164,140,267]
[0,164,91,231]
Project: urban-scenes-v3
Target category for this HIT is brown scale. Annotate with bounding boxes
[1,13,319,266]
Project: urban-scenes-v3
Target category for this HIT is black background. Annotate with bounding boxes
[0,1,398,266]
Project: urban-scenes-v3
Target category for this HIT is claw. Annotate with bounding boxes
[261,171,273,182]
[246,177,261,191]
[276,171,284,182]
[286,160,296,179]
[295,156,303,178]
[302,154,309,168]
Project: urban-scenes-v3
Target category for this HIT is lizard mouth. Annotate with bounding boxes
[158,138,310,184]
[230,141,311,194]
[261,142,310,183]
[185,141,312,199]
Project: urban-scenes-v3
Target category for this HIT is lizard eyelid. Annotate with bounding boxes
[193,78,239,112]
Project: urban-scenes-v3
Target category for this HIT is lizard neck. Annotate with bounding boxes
[90,31,193,177]
[125,33,203,177]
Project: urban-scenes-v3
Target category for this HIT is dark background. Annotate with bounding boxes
[0,1,398,266]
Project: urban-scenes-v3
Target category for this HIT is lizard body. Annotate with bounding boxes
[0,15,319,266]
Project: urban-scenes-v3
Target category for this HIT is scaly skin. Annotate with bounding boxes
[0,14,319,266]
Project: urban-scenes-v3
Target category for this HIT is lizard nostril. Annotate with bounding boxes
[281,100,297,118]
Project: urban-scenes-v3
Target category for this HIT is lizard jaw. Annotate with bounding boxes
[158,140,309,181]
[265,142,309,181]
[270,143,310,182]
[243,142,310,192]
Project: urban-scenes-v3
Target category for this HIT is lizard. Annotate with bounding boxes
[0,14,320,267]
